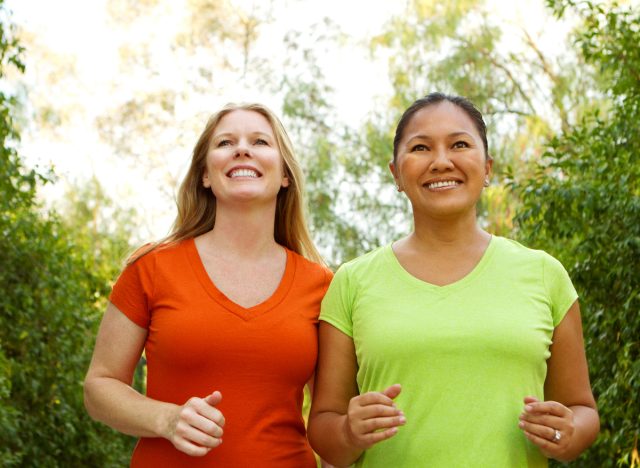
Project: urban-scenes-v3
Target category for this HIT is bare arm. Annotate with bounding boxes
[84,302,225,456]
[519,300,600,461]
[308,322,405,467]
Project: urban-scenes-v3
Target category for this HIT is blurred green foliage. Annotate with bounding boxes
[0,1,138,464]
[513,2,639,466]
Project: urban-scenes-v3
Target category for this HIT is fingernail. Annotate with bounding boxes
[525,405,532,412]
[399,416,406,424]
[518,421,524,428]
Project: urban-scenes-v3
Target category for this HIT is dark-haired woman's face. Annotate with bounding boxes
[389,101,492,219]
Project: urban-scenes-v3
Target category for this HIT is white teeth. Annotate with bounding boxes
[230,168,259,178]
[428,180,459,189]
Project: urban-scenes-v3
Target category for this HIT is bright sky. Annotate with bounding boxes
[6,0,558,241]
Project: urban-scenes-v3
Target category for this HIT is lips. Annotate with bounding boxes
[227,167,261,178]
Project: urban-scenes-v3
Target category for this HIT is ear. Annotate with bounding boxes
[281,176,290,188]
[202,172,211,188]
[389,160,403,192]
[485,155,493,178]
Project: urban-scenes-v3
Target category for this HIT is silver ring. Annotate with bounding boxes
[552,429,561,443]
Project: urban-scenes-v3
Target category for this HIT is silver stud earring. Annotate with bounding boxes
[483,178,490,187]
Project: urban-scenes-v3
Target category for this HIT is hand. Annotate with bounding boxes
[165,391,225,456]
[344,384,406,450]
[518,396,575,460]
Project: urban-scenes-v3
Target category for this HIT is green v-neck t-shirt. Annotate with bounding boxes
[320,236,578,467]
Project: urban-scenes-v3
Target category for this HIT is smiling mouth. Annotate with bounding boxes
[425,180,461,190]
[228,168,261,178]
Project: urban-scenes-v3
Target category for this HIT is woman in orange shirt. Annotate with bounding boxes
[84,103,332,467]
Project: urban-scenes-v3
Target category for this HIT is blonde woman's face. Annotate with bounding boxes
[202,110,289,205]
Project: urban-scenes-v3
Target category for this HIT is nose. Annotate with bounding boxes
[430,147,454,172]
[234,139,252,158]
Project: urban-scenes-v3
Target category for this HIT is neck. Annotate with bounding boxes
[201,200,280,257]
[409,208,489,253]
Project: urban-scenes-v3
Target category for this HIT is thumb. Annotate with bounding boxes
[382,384,402,400]
[205,390,222,406]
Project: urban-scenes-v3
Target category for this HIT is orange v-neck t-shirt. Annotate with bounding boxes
[110,238,332,467]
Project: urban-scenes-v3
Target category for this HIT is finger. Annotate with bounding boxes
[518,419,558,444]
[186,413,224,438]
[360,414,406,434]
[174,436,215,457]
[524,401,570,417]
[523,395,540,405]
[522,429,560,455]
[179,424,223,449]
[519,412,565,428]
[184,407,225,436]
[205,390,222,406]
[180,400,224,435]
[360,426,400,446]
[382,384,402,400]
[191,399,226,427]
[357,404,403,420]
[353,391,397,408]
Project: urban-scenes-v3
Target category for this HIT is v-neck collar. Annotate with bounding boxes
[185,238,296,321]
[385,235,496,294]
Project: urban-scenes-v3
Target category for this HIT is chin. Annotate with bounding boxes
[414,201,475,219]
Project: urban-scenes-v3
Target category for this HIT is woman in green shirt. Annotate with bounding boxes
[308,93,599,467]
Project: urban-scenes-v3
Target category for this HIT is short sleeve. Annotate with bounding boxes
[109,255,155,329]
[319,264,355,337]
[543,253,578,326]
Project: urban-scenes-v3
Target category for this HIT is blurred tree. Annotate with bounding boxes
[0,2,138,465]
[96,0,278,202]
[277,19,384,265]
[513,1,639,466]
[363,0,603,240]
[287,0,603,265]
[58,175,139,294]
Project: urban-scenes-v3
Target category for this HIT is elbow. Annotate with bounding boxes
[306,414,320,454]
[82,376,99,421]
[307,413,355,468]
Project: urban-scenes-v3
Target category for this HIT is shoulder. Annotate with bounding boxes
[124,239,192,273]
[492,236,560,265]
[289,250,334,288]
[491,236,570,280]
[332,244,390,284]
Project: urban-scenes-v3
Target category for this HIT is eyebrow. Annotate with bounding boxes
[406,131,474,143]
[211,131,273,140]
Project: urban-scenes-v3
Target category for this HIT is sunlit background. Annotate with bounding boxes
[8,0,565,246]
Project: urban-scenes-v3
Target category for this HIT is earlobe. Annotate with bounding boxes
[202,174,210,188]
[282,177,290,188]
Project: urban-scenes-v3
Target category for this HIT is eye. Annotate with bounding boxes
[410,144,429,152]
[255,138,269,146]
[452,141,469,149]
[217,139,232,147]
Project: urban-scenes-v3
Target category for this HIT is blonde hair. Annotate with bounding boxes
[129,103,324,265]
